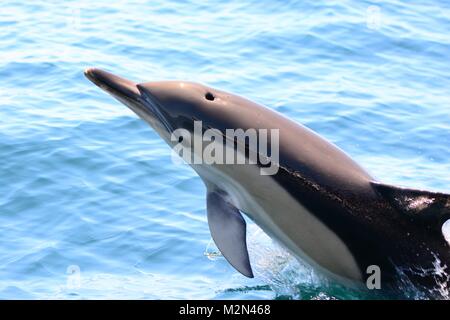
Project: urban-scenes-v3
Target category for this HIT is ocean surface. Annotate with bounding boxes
[0,0,449,299]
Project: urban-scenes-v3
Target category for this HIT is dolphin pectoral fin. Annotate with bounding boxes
[371,181,450,222]
[206,190,254,278]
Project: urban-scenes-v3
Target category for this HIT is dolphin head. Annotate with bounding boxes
[84,68,249,141]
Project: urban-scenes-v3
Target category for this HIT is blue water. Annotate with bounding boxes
[1,0,449,299]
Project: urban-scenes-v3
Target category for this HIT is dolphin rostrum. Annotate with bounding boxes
[84,68,450,297]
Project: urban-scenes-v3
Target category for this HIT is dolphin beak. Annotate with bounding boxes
[84,67,141,102]
[84,68,172,132]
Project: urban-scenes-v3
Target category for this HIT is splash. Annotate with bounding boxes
[396,253,450,300]
[204,238,222,260]
[245,224,324,299]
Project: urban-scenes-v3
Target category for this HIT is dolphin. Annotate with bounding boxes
[84,68,450,296]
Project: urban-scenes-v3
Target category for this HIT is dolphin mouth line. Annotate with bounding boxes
[136,84,174,133]
[84,68,172,132]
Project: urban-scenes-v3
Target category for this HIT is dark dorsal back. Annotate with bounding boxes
[371,181,450,224]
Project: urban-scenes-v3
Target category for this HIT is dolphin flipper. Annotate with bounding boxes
[206,190,254,278]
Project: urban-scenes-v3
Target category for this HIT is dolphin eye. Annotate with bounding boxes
[205,92,215,101]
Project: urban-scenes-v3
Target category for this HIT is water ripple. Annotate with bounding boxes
[0,0,449,299]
